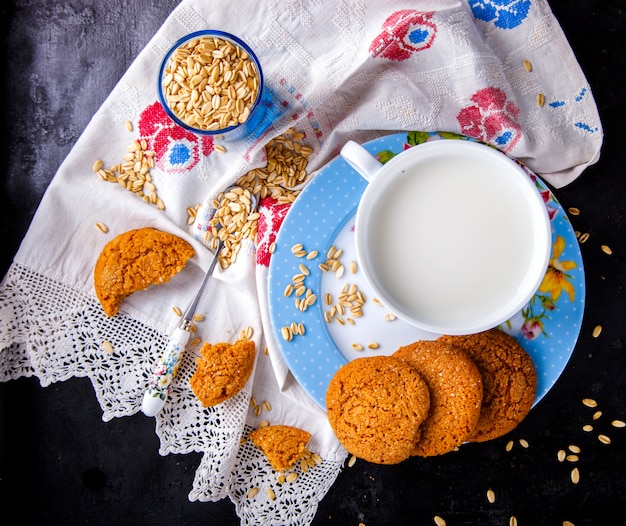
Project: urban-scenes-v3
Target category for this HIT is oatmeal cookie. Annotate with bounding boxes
[393,340,483,457]
[189,339,256,407]
[93,227,194,317]
[248,424,311,471]
[326,355,431,465]
[439,329,536,442]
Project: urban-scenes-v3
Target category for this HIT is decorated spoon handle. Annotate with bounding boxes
[141,326,190,417]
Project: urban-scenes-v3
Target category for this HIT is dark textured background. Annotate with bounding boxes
[1,1,625,524]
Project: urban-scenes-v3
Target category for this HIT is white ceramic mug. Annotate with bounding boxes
[340,138,552,335]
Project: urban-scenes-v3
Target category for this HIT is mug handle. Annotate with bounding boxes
[340,140,382,182]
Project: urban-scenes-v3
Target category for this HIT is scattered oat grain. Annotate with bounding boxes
[582,424,594,432]
[95,222,109,234]
[601,244,613,255]
[578,232,590,243]
[592,325,602,338]
[593,410,602,420]
[286,472,298,483]
[570,467,580,484]
[568,445,581,454]
[582,398,598,408]
[563,521,575,526]
[214,144,227,153]
[523,59,532,72]
[102,340,114,354]
[567,207,580,216]
[281,326,293,341]
[598,434,611,445]
[557,449,566,462]
[434,516,446,526]
[566,454,579,462]
[267,487,276,501]
[247,487,259,499]
[125,119,133,132]
[172,306,182,316]
[348,454,357,467]
[537,93,545,107]
[505,440,514,452]
[519,438,529,448]
[487,489,496,503]
[612,419,625,428]
[510,516,518,526]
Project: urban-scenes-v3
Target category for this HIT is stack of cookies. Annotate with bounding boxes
[326,329,537,464]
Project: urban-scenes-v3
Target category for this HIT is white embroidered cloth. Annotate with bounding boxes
[0,1,602,524]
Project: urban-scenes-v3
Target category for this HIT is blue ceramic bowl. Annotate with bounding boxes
[158,30,265,139]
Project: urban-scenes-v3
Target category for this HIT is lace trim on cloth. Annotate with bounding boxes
[0,262,342,523]
[190,424,344,525]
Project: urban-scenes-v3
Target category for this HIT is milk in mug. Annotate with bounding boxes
[358,151,549,333]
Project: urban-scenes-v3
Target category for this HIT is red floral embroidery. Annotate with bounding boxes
[370,10,437,61]
[456,87,521,152]
[138,102,214,173]
[256,196,292,267]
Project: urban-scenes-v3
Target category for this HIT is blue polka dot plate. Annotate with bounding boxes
[267,132,585,411]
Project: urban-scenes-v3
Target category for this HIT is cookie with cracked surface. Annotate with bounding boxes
[189,339,256,407]
[248,424,311,471]
[393,340,483,457]
[326,355,431,465]
[94,227,194,317]
[439,329,536,442]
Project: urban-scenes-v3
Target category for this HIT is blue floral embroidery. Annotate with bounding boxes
[467,0,532,30]
[544,86,600,135]
[575,122,599,133]
[169,142,192,166]
[409,27,431,45]
[160,137,198,172]
[494,130,514,146]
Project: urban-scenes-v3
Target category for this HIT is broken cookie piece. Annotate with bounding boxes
[93,227,194,317]
[190,339,256,407]
[248,424,311,471]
